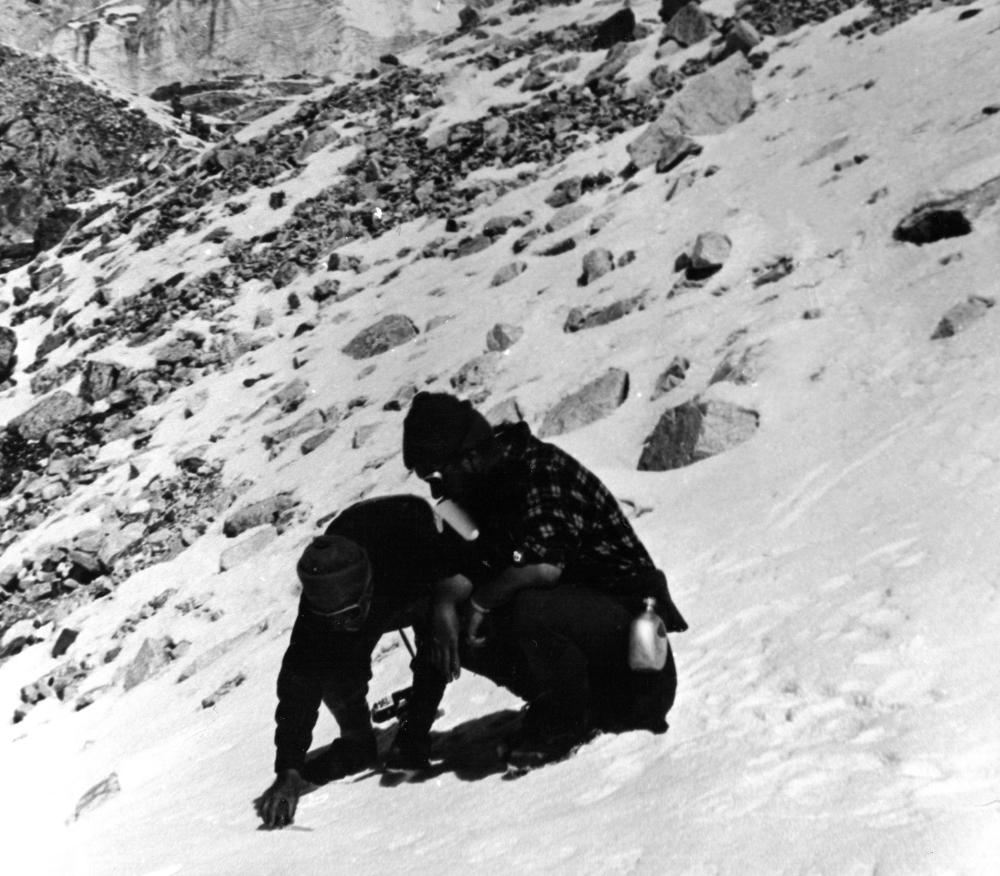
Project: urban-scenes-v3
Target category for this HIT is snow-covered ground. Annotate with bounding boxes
[2,1,1000,873]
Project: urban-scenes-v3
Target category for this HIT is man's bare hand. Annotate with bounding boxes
[431,600,461,681]
[254,769,307,829]
[465,602,489,648]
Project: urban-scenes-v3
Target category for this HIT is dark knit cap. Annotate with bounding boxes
[402,391,493,474]
[296,534,371,614]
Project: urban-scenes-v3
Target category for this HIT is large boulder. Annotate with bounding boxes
[638,398,759,470]
[539,368,630,438]
[7,390,90,440]
[627,54,754,169]
[342,314,418,359]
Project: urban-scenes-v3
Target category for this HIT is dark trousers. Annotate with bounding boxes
[414,586,677,738]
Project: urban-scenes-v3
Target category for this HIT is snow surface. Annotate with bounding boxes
[2,1,1000,873]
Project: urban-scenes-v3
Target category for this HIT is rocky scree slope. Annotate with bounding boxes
[0,44,181,272]
[0,0,994,728]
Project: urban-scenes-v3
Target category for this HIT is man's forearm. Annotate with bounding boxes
[274,670,322,773]
[472,562,562,610]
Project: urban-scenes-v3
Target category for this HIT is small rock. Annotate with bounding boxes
[201,672,247,709]
[485,323,524,352]
[687,232,732,278]
[725,19,762,56]
[564,295,645,333]
[709,343,768,385]
[545,177,583,209]
[651,356,690,399]
[352,423,379,449]
[301,429,336,454]
[931,296,995,339]
[263,409,326,450]
[342,314,419,359]
[579,248,615,286]
[893,206,972,245]
[491,261,527,287]
[223,493,297,537]
[546,203,591,233]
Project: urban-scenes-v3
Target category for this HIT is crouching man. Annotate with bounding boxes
[402,392,688,769]
[255,494,477,829]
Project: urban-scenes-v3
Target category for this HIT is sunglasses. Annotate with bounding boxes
[304,571,374,632]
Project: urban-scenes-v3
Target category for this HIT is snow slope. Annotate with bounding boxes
[2,1,1000,874]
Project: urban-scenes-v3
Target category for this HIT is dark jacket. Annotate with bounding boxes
[273,494,474,772]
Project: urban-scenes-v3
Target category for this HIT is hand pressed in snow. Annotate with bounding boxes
[254,769,308,829]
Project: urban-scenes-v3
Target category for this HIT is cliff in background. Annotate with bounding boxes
[0,0,457,93]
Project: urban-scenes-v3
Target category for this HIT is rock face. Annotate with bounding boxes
[342,314,418,359]
[5,1,455,95]
[539,368,630,438]
[638,399,759,470]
